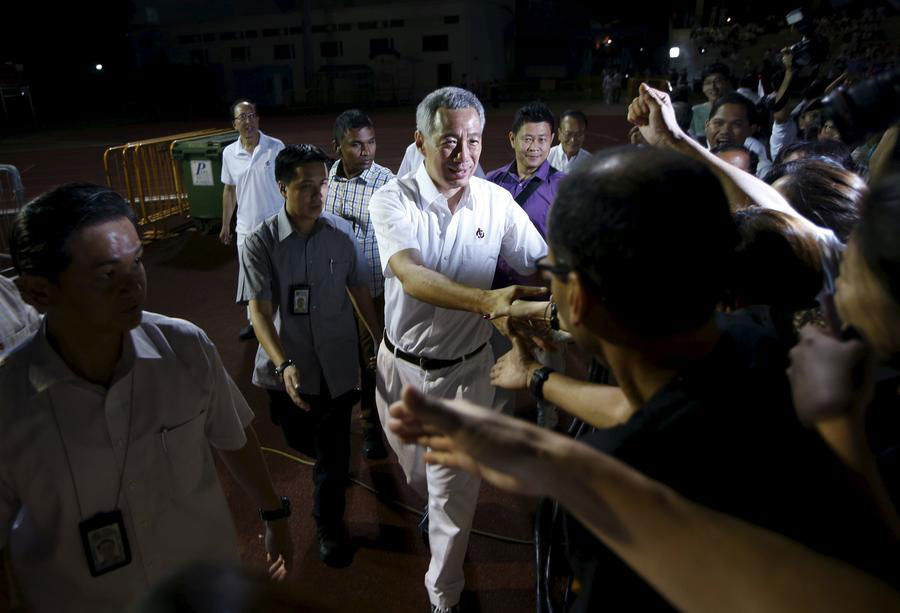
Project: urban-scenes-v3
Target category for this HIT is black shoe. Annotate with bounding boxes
[418,506,429,548]
[362,429,388,460]
[317,525,351,568]
[239,324,255,341]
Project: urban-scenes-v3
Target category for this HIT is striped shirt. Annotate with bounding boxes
[326,160,395,297]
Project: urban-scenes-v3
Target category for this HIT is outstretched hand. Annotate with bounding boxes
[485,285,549,320]
[626,83,685,147]
[388,386,562,496]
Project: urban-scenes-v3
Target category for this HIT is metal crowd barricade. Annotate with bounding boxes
[103,129,231,241]
[0,164,25,265]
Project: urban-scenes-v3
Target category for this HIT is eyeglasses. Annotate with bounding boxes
[535,256,574,279]
[234,112,258,123]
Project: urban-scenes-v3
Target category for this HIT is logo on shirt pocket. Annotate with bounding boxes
[476,228,484,239]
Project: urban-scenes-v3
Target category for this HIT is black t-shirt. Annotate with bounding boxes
[566,313,898,612]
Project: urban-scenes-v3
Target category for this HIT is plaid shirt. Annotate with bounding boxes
[326,160,395,296]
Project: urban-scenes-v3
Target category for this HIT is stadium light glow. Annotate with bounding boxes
[669,47,680,59]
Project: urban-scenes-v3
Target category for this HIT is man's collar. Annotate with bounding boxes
[276,205,295,242]
[413,161,473,211]
[507,159,551,182]
[236,130,269,156]
[331,160,380,183]
[276,206,333,242]
[27,318,161,395]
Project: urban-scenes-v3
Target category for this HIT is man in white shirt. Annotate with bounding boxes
[220,99,285,340]
[369,87,547,613]
[3,184,292,613]
[548,109,592,172]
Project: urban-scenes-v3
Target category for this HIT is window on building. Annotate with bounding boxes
[338,23,352,32]
[290,25,303,34]
[231,47,250,62]
[220,31,238,41]
[263,28,281,37]
[422,35,449,52]
[358,21,378,30]
[370,38,394,56]
[444,15,460,24]
[274,44,295,60]
[390,19,405,28]
[243,29,258,38]
[203,33,216,42]
[320,41,343,58]
[177,34,200,44]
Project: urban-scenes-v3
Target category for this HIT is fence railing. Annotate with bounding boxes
[103,128,232,240]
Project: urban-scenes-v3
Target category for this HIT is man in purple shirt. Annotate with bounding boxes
[486,101,565,287]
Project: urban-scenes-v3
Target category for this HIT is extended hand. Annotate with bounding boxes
[264,519,293,582]
[283,366,311,411]
[787,325,876,425]
[490,337,540,390]
[485,285,549,320]
[626,83,684,147]
[388,386,560,496]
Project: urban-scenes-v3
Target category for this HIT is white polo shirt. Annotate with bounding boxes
[548,144,592,173]
[0,313,254,613]
[221,131,285,241]
[369,163,547,360]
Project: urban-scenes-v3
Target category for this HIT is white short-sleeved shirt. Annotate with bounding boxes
[221,131,285,240]
[770,120,798,161]
[396,142,485,180]
[744,136,772,179]
[369,163,547,360]
[0,313,254,613]
[547,144,592,173]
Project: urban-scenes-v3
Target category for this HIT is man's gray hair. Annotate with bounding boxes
[415,87,486,138]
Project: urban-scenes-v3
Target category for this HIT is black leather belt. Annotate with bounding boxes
[383,336,486,371]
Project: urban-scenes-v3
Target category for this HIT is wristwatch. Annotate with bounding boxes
[549,302,560,331]
[529,366,554,402]
[274,359,294,377]
[259,496,291,521]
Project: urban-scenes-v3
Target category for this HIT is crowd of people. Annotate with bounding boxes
[0,48,899,613]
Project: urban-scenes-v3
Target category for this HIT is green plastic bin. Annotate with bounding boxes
[171,131,238,233]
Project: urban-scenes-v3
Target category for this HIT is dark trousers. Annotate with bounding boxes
[267,379,356,529]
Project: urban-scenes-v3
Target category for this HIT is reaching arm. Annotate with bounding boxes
[772,49,796,124]
[490,337,632,428]
[389,387,900,613]
[388,248,546,318]
[868,125,899,185]
[628,83,838,244]
[217,425,292,581]
[248,299,309,409]
[221,184,237,245]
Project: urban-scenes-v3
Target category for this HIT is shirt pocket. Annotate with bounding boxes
[459,244,499,287]
[160,410,208,496]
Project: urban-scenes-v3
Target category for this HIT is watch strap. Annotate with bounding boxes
[274,359,294,377]
[529,366,554,402]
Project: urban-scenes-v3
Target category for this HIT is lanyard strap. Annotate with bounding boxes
[47,370,136,519]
